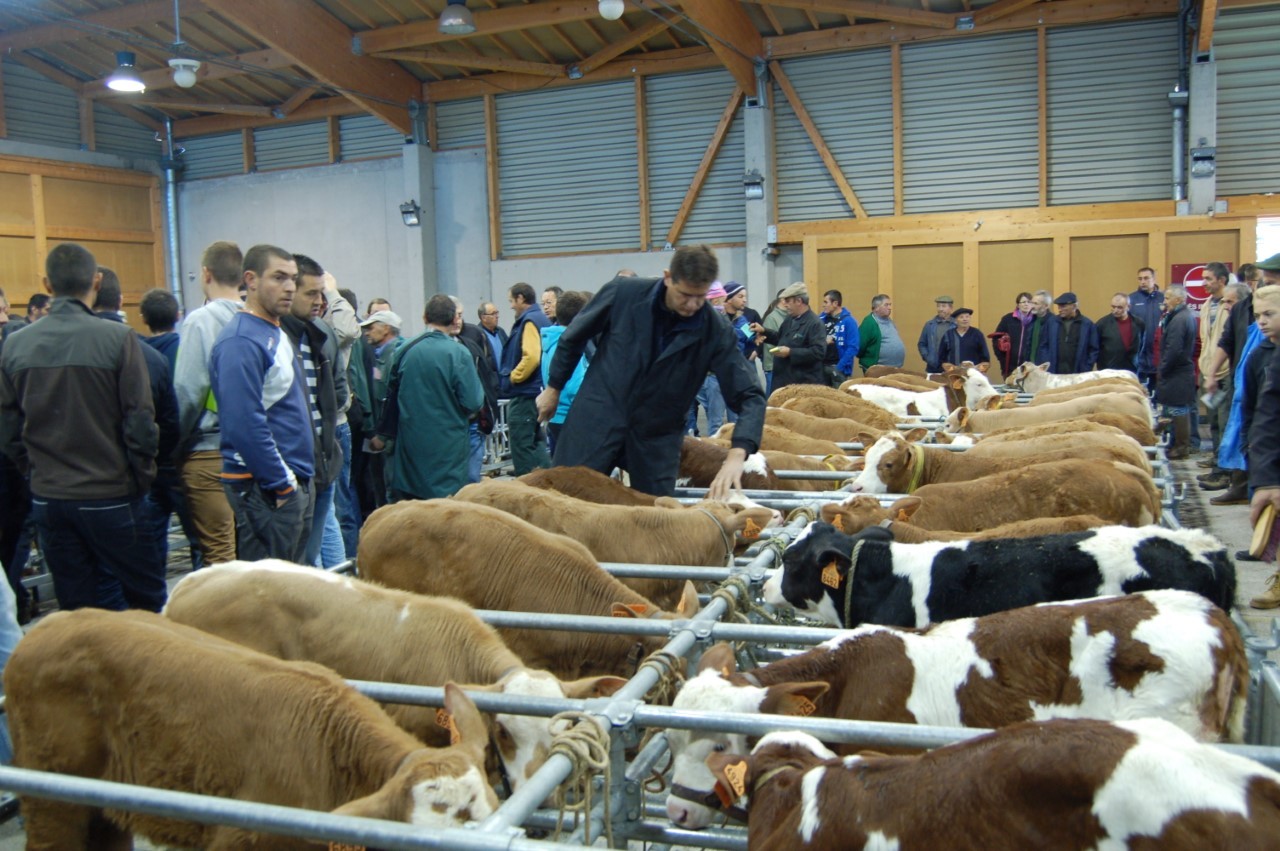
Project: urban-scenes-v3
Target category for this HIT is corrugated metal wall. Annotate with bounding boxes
[180,132,244,180]
[339,114,404,160]
[435,98,485,150]
[2,59,80,150]
[253,122,329,171]
[774,48,894,222]
[93,102,161,160]
[901,32,1039,213]
[496,81,638,256]
[1215,5,1280,195]
[645,69,746,247]
[1046,18,1178,205]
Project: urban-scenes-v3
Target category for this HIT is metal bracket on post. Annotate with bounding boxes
[408,99,428,147]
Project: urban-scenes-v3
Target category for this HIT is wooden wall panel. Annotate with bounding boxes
[48,239,157,332]
[1069,235,1148,319]
[893,243,963,373]
[1165,231,1242,281]
[815,247,878,321]
[978,240,1051,331]
[0,173,34,228]
[0,237,38,305]
[42,177,153,233]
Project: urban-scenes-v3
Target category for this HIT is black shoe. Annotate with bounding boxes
[1237,549,1263,562]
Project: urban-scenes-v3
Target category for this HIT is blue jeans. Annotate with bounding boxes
[31,495,167,612]
[333,422,358,558]
[468,421,484,483]
[0,577,18,764]
[320,499,345,568]
[686,374,726,437]
[305,482,336,566]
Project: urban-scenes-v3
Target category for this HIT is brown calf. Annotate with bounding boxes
[712,423,847,458]
[771,384,899,430]
[947,393,1152,434]
[520,466,662,506]
[975,412,1158,446]
[7,609,497,851]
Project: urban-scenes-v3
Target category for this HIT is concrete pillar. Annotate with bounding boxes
[1187,56,1218,216]
[396,140,439,334]
[743,76,777,311]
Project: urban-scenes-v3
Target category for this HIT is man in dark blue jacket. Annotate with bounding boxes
[1042,292,1100,374]
[538,245,764,497]
[500,282,551,475]
[1130,267,1164,392]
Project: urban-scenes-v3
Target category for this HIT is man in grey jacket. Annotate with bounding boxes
[173,240,243,565]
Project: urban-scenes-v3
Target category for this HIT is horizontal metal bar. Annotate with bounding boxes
[0,765,585,851]
[773,470,859,481]
[473,610,839,645]
[599,563,739,581]
[626,821,749,850]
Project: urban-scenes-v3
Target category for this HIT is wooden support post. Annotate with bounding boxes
[485,94,501,261]
[665,89,743,248]
[635,77,651,252]
[242,128,255,173]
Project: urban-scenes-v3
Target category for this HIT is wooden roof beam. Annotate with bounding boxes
[81,48,293,97]
[8,51,164,132]
[972,0,1042,26]
[354,0,612,53]
[577,13,675,75]
[757,0,956,28]
[172,96,363,137]
[0,0,208,52]
[375,49,563,76]
[679,0,764,91]
[770,60,866,217]
[666,88,744,245]
[1198,0,1219,54]
[101,96,276,116]
[202,0,422,134]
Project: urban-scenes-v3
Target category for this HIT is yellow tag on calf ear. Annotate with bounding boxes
[436,709,461,745]
[896,509,911,522]
[821,561,841,589]
[793,695,817,717]
[831,513,844,531]
[742,518,762,540]
[724,761,749,798]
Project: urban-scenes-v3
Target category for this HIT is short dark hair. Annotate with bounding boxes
[201,241,243,286]
[555,291,588,326]
[94,266,123,311]
[543,286,563,297]
[368,298,391,313]
[27,293,50,315]
[1239,263,1261,283]
[140,288,179,332]
[823,290,843,306]
[293,253,324,280]
[509,282,536,306]
[1016,291,1032,304]
[242,244,293,280]
[1204,261,1231,283]
[1138,266,1156,277]
[45,243,97,297]
[339,288,358,314]
[425,293,457,326]
[669,244,718,288]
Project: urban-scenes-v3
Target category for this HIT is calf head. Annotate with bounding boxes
[849,433,916,494]
[958,366,998,411]
[666,645,829,830]
[703,731,838,823]
[822,496,923,533]
[763,522,893,626]
[943,406,970,433]
[698,500,783,545]
[473,670,626,797]
[332,684,499,827]
[611,580,702,620]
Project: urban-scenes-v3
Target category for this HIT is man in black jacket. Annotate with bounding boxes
[1095,292,1145,372]
[537,245,764,498]
[752,282,826,391]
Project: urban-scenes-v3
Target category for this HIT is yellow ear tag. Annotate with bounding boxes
[742,517,762,540]
[831,513,844,532]
[724,761,749,798]
[436,709,460,745]
[821,561,841,589]
[720,665,732,678]
[896,509,911,522]
[793,695,817,717]
[613,603,649,618]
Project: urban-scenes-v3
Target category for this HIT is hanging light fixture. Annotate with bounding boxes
[106,51,146,93]
[598,0,625,20]
[439,0,476,35]
[168,58,201,88]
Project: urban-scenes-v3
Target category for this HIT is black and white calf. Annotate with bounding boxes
[762,522,1236,628]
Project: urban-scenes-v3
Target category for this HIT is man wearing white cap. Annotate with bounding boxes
[750,282,825,391]
[359,308,403,507]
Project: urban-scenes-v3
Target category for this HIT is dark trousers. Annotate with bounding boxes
[30,495,167,612]
[507,396,550,475]
[0,458,31,609]
[150,465,202,569]
[823,365,848,388]
[222,478,315,563]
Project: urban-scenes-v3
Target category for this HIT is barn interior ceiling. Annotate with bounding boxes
[0,0,1215,139]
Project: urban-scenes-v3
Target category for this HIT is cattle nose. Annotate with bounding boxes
[666,797,690,825]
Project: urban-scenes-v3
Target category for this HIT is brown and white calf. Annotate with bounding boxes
[520,465,664,506]
[6,609,498,851]
[851,431,1152,494]
[820,497,1107,541]
[1010,361,1144,392]
[707,718,1280,850]
[665,590,1247,829]
[164,561,626,795]
[452,478,777,606]
[945,392,1152,434]
[974,411,1159,446]
[359,499,698,679]
[762,406,883,444]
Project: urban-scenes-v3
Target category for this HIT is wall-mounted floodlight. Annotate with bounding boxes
[400,200,422,227]
[743,169,765,201]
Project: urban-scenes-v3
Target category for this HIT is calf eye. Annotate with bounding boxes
[713,743,727,752]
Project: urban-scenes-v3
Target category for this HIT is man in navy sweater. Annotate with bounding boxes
[210,244,316,562]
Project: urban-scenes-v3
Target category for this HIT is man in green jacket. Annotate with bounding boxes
[358,309,404,507]
[375,295,484,500]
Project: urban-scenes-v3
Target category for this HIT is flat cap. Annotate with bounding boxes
[934,295,955,304]
[360,310,402,329]
[779,282,807,299]
[1053,292,1078,305]
[951,306,974,317]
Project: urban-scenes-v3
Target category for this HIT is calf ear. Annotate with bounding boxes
[983,395,1003,411]
[706,752,753,804]
[759,681,830,717]
[560,675,629,699]
[856,431,877,447]
[676,581,701,616]
[442,683,489,759]
[819,504,852,531]
[932,430,953,444]
[697,643,738,677]
[888,496,922,522]
[958,408,971,429]
[653,497,683,509]
[847,388,862,398]
[1037,363,1050,372]
[947,372,964,389]
[611,602,652,618]
[901,427,929,442]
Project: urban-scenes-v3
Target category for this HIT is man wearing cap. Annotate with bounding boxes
[359,308,403,508]
[820,290,859,387]
[858,294,906,373]
[917,296,956,373]
[752,282,826,391]
[537,244,764,498]
[937,308,990,371]
[1130,268,1164,393]
[1042,292,1099,374]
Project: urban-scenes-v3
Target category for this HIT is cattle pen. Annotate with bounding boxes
[4,439,1280,849]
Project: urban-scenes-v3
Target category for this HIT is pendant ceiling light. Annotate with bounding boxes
[106,51,146,93]
[439,0,477,35]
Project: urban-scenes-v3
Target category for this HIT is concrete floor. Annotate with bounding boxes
[0,447,1275,849]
